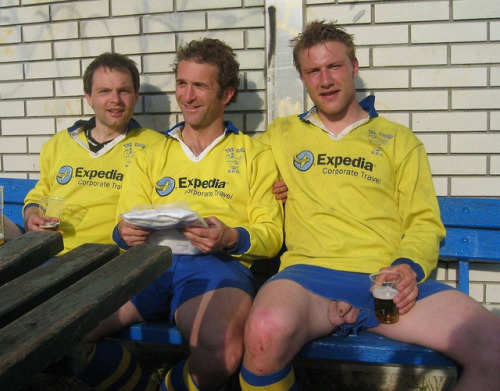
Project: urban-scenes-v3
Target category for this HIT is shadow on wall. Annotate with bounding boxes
[136,83,172,133]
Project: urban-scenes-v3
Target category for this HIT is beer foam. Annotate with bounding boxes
[373,286,398,300]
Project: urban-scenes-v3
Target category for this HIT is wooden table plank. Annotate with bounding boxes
[0,231,64,286]
[0,244,172,391]
[0,243,119,328]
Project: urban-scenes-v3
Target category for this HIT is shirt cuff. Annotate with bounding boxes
[391,258,425,282]
[225,227,250,255]
[112,224,131,250]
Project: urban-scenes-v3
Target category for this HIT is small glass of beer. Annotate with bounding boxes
[369,270,404,324]
[39,195,65,231]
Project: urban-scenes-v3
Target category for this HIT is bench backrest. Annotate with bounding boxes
[0,178,38,228]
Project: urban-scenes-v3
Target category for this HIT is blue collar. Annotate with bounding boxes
[67,117,142,133]
[299,95,379,122]
[165,120,239,136]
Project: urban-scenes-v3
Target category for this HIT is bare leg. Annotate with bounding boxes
[372,290,500,391]
[175,287,253,388]
[243,279,338,375]
[84,300,143,342]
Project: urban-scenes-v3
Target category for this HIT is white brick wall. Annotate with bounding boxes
[0,0,499,310]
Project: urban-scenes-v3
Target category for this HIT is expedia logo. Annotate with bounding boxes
[156,177,175,197]
[74,167,124,181]
[293,151,314,171]
[57,166,73,185]
[317,154,374,171]
[179,177,227,189]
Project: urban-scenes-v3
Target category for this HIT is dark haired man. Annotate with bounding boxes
[85,38,284,391]
[24,52,164,254]
[240,20,500,391]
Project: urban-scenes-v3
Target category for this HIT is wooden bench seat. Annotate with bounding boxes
[0,231,172,391]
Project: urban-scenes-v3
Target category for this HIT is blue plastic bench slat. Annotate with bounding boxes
[438,196,500,229]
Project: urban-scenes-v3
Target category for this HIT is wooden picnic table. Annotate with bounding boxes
[0,231,172,391]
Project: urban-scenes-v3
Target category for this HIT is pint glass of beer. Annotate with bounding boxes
[39,195,65,231]
[369,270,404,324]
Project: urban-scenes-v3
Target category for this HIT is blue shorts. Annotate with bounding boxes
[269,264,455,335]
[131,253,255,323]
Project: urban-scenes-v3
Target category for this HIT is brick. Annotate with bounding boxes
[2,118,55,135]
[471,263,500,282]
[0,5,49,26]
[25,59,80,79]
[412,67,487,88]
[235,49,265,70]
[3,155,39,171]
[143,12,206,34]
[23,21,78,42]
[491,156,500,174]
[55,79,85,97]
[347,25,408,46]
[227,91,265,111]
[0,0,19,7]
[53,39,111,59]
[432,177,448,196]
[375,1,448,23]
[56,117,87,132]
[0,137,27,153]
[490,66,500,86]
[417,134,448,154]
[451,134,500,153]
[453,0,500,20]
[179,30,245,50]
[246,29,265,49]
[451,177,500,196]
[452,89,500,110]
[413,112,487,132]
[0,101,24,117]
[246,71,266,90]
[307,4,371,25]
[82,17,140,38]
[452,43,500,65]
[0,26,21,44]
[140,74,174,93]
[143,53,177,73]
[375,91,448,111]
[469,284,485,303]
[491,112,500,131]
[177,0,241,10]
[428,156,486,175]
[0,42,52,63]
[491,21,500,41]
[111,0,174,16]
[29,136,53,153]
[208,8,265,29]
[412,22,486,44]
[0,63,23,81]
[1,80,53,99]
[27,98,82,117]
[23,0,67,4]
[114,34,176,55]
[356,69,408,89]
[246,113,266,133]
[373,46,447,66]
[51,0,108,21]
[382,112,409,128]
[133,115,171,133]
[143,94,173,114]
[245,0,264,8]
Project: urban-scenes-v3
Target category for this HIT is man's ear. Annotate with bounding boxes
[222,87,235,105]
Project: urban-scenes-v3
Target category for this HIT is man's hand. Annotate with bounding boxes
[380,264,419,315]
[180,216,238,253]
[272,180,288,204]
[24,205,51,232]
[118,220,152,247]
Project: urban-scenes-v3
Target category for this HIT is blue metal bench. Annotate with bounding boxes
[1,177,499,374]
